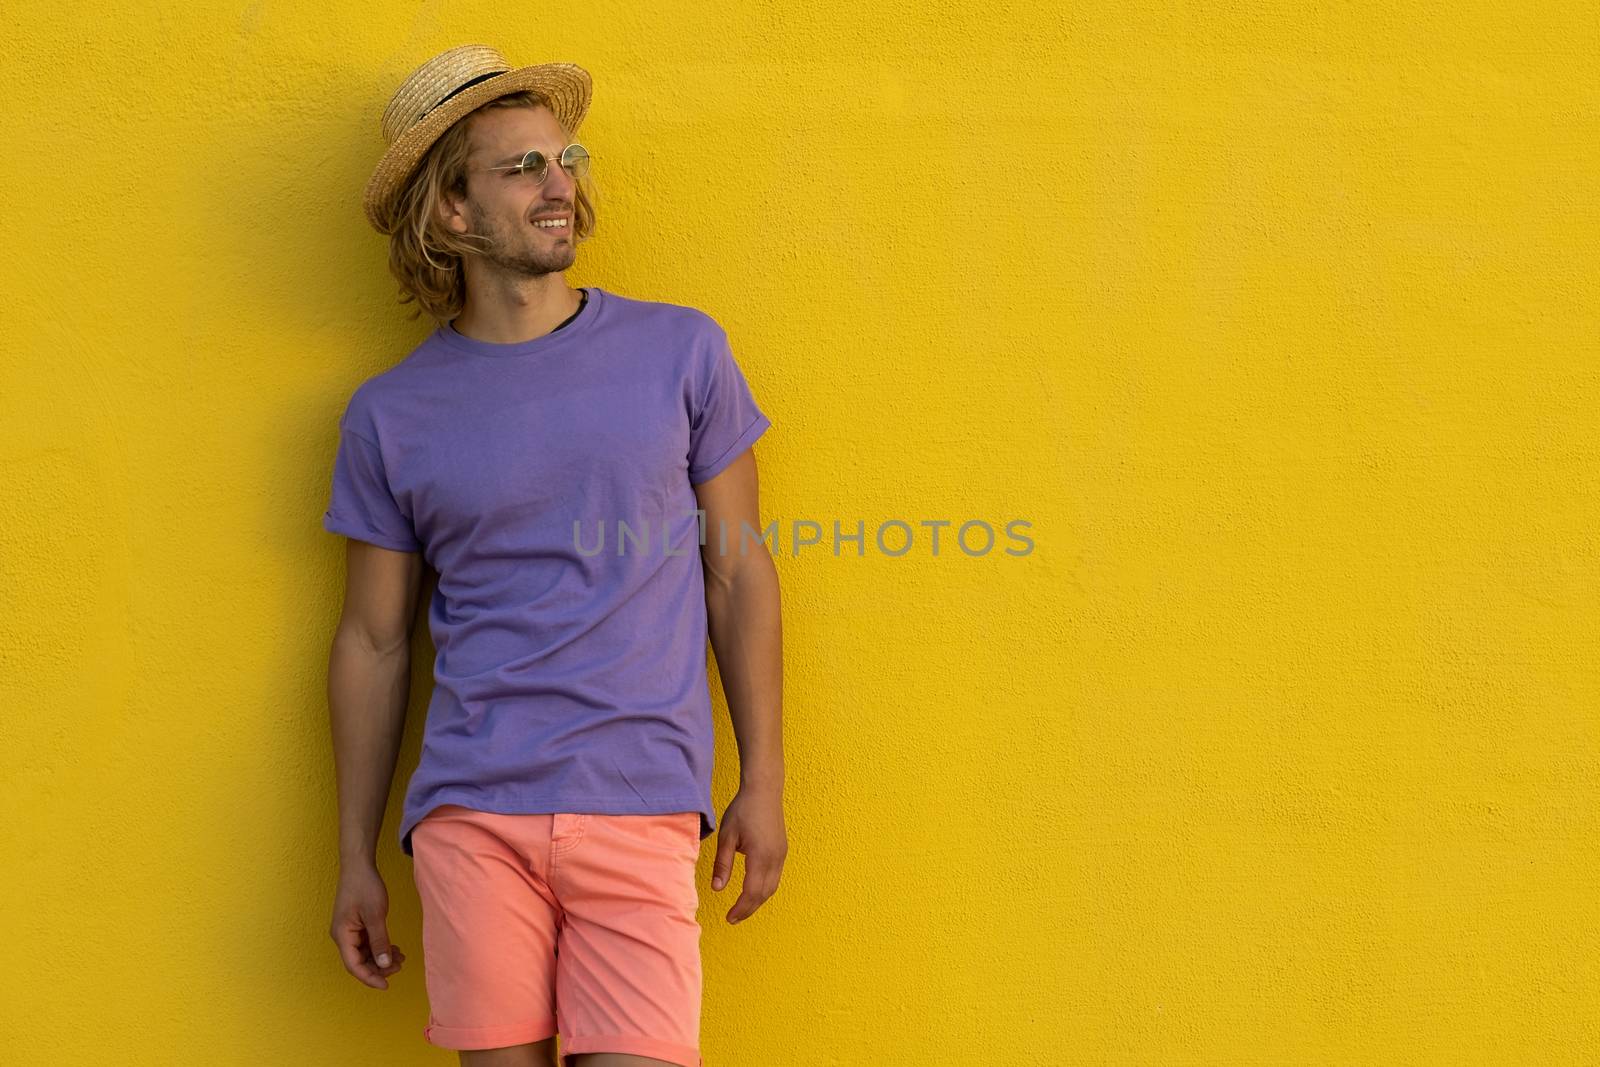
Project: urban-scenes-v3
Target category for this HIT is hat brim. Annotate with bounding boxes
[362,61,592,233]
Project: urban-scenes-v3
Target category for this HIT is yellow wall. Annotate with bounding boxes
[4,2,1597,1063]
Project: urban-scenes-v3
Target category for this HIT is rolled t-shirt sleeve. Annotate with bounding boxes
[322,425,423,552]
[686,324,772,485]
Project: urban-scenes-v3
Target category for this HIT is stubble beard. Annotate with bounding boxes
[469,207,576,278]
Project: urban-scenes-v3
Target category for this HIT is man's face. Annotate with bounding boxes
[442,104,579,277]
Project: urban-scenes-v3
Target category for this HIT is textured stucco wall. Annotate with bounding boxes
[3,2,1598,1064]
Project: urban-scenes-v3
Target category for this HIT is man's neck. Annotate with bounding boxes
[451,280,583,344]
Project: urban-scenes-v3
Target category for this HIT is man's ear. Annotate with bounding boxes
[435,190,467,236]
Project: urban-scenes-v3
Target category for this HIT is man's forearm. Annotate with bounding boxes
[705,551,784,791]
[328,629,412,865]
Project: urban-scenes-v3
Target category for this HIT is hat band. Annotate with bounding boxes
[419,69,511,121]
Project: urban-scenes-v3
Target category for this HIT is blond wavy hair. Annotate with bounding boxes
[383,90,600,325]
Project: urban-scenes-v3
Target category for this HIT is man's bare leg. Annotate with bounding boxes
[459,1038,559,1067]
[567,1056,682,1067]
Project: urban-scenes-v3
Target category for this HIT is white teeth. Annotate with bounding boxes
[533,218,568,228]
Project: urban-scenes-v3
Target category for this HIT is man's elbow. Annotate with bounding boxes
[704,542,778,608]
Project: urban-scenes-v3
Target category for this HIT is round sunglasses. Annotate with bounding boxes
[480,144,592,184]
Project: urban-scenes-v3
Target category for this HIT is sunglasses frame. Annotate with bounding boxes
[480,143,592,184]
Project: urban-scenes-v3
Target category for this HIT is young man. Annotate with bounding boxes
[322,45,786,1067]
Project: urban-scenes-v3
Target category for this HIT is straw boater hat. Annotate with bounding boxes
[361,44,592,233]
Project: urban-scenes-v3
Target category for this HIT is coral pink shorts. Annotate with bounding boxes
[411,803,704,1066]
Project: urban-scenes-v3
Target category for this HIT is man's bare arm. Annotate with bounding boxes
[694,447,787,924]
[327,540,427,866]
[326,539,427,989]
[695,448,784,794]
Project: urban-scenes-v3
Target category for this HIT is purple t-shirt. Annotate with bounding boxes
[322,286,771,857]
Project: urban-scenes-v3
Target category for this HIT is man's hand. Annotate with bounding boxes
[330,863,407,989]
[710,784,788,925]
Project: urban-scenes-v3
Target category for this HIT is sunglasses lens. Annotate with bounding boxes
[562,144,591,179]
[521,150,549,181]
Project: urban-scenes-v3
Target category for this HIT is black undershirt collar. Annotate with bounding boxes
[549,287,588,334]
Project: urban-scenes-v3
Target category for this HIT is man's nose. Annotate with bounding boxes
[543,159,576,198]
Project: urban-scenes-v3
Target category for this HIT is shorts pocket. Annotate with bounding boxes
[638,812,700,853]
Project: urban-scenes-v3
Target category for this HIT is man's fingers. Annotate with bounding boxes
[724,855,783,924]
[711,834,738,891]
[333,924,386,988]
[726,886,766,924]
[366,919,395,969]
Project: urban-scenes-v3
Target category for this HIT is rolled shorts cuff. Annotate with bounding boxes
[561,1032,703,1066]
[423,1018,556,1050]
